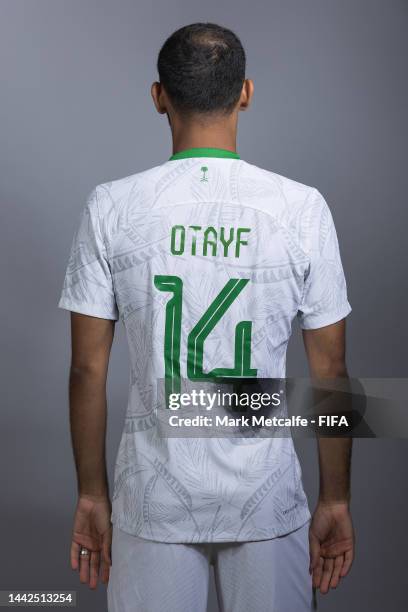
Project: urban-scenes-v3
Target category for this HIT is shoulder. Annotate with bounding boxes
[238,160,324,218]
[238,162,337,255]
[91,163,166,216]
[240,161,314,192]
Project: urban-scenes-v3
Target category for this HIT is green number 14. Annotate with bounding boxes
[154,275,257,403]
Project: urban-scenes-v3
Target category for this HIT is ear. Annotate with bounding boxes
[238,79,254,111]
[151,82,167,114]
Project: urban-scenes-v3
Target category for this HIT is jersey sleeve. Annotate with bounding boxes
[297,189,351,330]
[57,187,119,320]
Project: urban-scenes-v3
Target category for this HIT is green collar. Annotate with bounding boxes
[169,147,240,161]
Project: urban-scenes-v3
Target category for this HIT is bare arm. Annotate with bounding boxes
[303,319,354,594]
[68,312,115,588]
[303,319,352,504]
[69,312,115,497]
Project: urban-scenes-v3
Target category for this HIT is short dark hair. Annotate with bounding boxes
[157,23,246,115]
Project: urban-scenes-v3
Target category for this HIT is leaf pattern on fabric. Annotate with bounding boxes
[142,474,158,534]
[112,465,147,501]
[240,467,285,521]
[58,157,351,542]
[149,502,189,524]
[151,457,193,511]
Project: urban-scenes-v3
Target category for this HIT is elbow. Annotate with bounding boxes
[312,359,348,379]
[69,361,107,382]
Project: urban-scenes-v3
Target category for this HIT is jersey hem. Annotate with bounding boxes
[111,508,312,545]
[298,302,352,330]
[57,297,119,321]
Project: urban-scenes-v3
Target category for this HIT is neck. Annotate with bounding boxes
[170,112,238,155]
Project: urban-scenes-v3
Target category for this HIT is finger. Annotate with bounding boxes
[100,558,111,585]
[309,533,320,574]
[89,552,100,590]
[329,555,344,589]
[100,529,112,584]
[102,532,112,566]
[340,548,354,577]
[312,556,324,589]
[71,541,80,571]
[79,551,90,584]
[319,557,334,594]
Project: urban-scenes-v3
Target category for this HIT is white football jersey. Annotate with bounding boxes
[58,148,351,543]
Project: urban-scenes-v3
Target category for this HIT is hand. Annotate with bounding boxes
[71,494,112,589]
[309,501,354,594]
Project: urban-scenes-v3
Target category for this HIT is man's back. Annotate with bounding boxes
[59,147,350,542]
[61,23,354,605]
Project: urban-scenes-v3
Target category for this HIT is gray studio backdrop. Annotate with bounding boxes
[1,1,407,611]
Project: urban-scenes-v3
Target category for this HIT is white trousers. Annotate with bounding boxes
[108,522,313,612]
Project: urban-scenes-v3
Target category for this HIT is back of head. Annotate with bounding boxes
[157,23,246,116]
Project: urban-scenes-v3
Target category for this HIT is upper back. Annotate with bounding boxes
[99,152,322,379]
[60,149,349,383]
